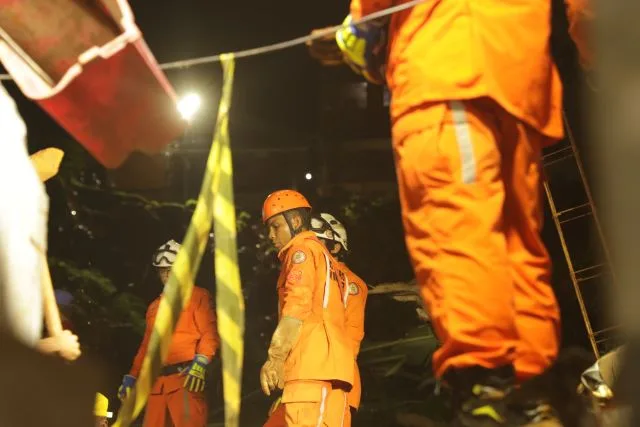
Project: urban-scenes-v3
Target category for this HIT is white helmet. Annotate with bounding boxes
[152,239,181,267]
[311,213,348,251]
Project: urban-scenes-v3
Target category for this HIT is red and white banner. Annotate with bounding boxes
[0,0,185,168]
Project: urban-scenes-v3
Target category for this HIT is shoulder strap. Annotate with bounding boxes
[302,237,349,309]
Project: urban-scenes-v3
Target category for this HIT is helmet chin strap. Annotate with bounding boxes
[319,237,344,260]
[284,213,303,238]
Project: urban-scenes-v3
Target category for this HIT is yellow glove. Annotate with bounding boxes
[182,354,209,393]
[336,14,388,84]
[260,316,303,396]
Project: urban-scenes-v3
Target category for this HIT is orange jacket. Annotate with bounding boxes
[338,262,368,409]
[129,286,219,378]
[349,0,564,141]
[565,0,592,69]
[277,231,354,386]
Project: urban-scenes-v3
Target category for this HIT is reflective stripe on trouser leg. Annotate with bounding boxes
[340,391,347,427]
[449,101,477,184]
[316,387,328,427]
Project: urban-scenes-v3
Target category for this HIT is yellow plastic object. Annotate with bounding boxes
[29,147,64,182]
[94,392,112,418]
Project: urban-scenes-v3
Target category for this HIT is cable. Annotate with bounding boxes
[0,0,425,80]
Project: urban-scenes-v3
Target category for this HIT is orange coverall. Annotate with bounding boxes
[349,0,563,381]
[129,286,219,427]
[340,262,368,412]
[264,231,354,427]
[264,261,368,427]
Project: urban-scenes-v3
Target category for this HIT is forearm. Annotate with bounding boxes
[267,316,303,360]
[36,336,60,354]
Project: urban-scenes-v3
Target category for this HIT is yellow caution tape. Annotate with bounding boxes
[114,54,244,427]
[212,54,245,427]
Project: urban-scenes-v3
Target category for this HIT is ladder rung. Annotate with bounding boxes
[576,271,604,283]
[543,144,572,159]
[543,153,575,168]
[595,335,617,345]
[593,324,622,337]
[555,202,590,217]
[559,213,592,224]
[575,264,605,276]
[574,264,608,284]
[542,145,574,167]
[554,202,594,224]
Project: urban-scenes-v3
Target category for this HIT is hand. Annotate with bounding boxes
[260,316,302,396]
[118,375,136,401]
[36,330,81,361]
[335,15,388,84]
[306,27,345,66]
[182,354,208,393]
[260,357,284,396]
[55,330,81,361]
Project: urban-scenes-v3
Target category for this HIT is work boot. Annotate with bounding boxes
[578,362,614,406]
[508,401,563,426]
[506,348,596,427]
[444,365,516,427]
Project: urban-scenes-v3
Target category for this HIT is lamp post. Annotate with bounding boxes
[177,93,202,122]
[176,92,202,200]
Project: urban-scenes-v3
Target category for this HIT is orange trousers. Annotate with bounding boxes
[392,98,561,381]
[264,402,353,427]
[142,380,207,427]
[263,381,349,427]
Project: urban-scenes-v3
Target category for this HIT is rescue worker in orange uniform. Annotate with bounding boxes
[312,213,368,423]
[260,190,354,427]
[335,1,563,425]
[264,212,368,426]
[117,239,219,427]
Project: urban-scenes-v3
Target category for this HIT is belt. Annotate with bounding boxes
[160,361,191,377]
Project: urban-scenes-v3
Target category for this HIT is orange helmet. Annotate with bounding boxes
[262,190,311,223]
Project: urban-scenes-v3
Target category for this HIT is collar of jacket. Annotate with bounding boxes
[277,231,316,261]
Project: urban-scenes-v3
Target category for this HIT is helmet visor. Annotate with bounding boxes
[153,249,177,266]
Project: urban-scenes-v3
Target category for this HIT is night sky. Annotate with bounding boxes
[5,0,357,150]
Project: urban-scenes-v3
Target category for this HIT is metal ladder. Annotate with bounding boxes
[542,113,618,359]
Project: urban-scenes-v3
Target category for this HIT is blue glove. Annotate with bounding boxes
[336,14,388,84]
[182,354,208,393]
[117,374,136,401]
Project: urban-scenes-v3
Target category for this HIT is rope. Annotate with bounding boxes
[0,0,425,80]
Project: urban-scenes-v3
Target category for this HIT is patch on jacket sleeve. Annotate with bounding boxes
[287,270,303,283]
[348,282,360,295]
[292,250,307,264]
